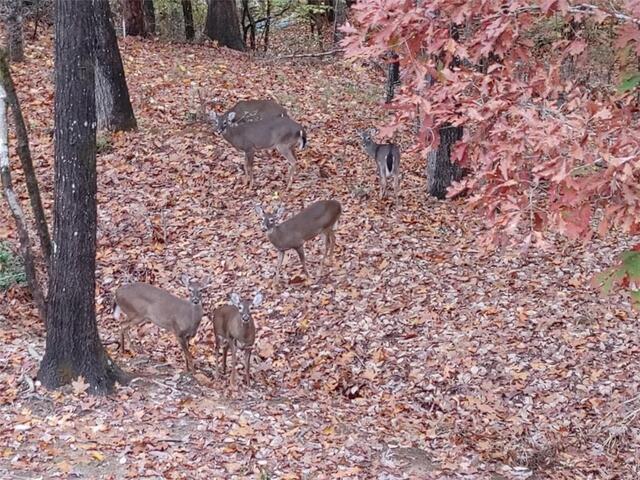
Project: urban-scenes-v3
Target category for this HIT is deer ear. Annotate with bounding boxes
[254,204,264,217]
[227,111,236,122]
[230,293,241,308]
[180,274,190,286]
[252,292,263,307]
[276,205,285,218]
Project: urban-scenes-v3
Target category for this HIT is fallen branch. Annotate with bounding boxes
[0,81,46,322]
[270,49,343,60]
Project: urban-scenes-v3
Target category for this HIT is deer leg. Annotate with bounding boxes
[278,147,298,189]
[244,348,252,385]
[275,250,285,281]
[230,341,238,386]
[244,150,255,188]
[178,335,193,372]
[295,246,310,278]
[222,341,229,374]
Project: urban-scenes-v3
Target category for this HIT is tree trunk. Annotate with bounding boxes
[426,124,464,200]
[332,0,346,44]
[0,81,46,322]
[6,0,24,62]
[241,0,256,50]
[143,0,155,35]
[95,0,137,132]
[204,0,245,51]
[385,50,400,103]
[38,0,126,394]
[263,0,271,52]
[122,0,145,37]
[181,0,195,41]
[0,50,52,267]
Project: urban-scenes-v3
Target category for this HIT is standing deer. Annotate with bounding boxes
[358,129,401,202]
[212,111,307,189]
[114,275,210,372]
[254,200,341,282]
[221,99,288,126]
[213,292,263,386]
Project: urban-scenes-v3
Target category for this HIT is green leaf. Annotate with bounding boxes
[630,290,640,307]
[620,251,640,280]
[617,72,640,92]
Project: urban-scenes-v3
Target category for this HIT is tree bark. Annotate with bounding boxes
[0,50,52,267]
[241,0,256,50]
[95,0,137,132]
[263,0,271,52]
[38,0,126,394]
[0,82,46,321]
[181,0,194,41]
[6,0,24,62]
[143,0,155,35]
[332,0,346,44]
[204,0,245,51]
[385,50,400,103]
[122,0,145,37]
[426,124,464,200]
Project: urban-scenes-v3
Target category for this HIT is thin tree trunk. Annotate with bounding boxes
[332,0,346,44]
[6,0,24,62]
[182,0,194,41]
[95,0,137,132]
[0,84,46,322]
[385,50,400,104]
[204,0,245,51]
[0,50,52,266]
[143,0,155,35]
[38,0,126,394]
[263,0,271,52]
[426,124,464,200]
[122,0,145,37]
[241,0,256,50]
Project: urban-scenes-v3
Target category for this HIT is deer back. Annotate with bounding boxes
[229,100,288,125]
[268,200,341,250]
[115,283,203,337]
[223,116,305,152]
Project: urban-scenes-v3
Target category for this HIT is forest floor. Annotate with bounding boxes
[1,27,639,480]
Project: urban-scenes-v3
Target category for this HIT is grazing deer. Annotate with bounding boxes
[254,200,341,282]
[358,129,401,202]
[213,292,263,386]
[212,111,307,189]
[224,99,288,126]
[114,275,210,372]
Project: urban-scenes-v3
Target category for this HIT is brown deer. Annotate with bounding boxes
[213,292,263,386]
[114,275,210,372]
[254,200,341,282]
[212,111,307,189]
[358,129,401,203]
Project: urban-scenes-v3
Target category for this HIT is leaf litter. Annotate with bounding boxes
[0,28,639,479]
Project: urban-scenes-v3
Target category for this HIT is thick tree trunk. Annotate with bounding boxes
[143,0,155,35]
[38,0,126,394]
[6,0,24,62]
[0,50,52,267]
[122,0,145,37]
[204,0,245,51]
[0,83,46,322]
[182,0,194,41]
[426,124,464,200]
[95,0,137,132]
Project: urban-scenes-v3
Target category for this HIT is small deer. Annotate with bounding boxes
[358,129,401,202]
[212,112,307,189]
[254,200,341,282]
[114,275,210,372]
[213,292,263,386]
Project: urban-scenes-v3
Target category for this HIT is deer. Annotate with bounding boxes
[211,112,307,189]
[213,292,263,386]
[221,99,288,127]
[254,199,341,282]
[114,275,210,372]
[358,129,401,203]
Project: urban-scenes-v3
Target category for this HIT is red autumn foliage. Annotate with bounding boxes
[342,0,640,250]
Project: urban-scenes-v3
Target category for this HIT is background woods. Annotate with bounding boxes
[0,0,639,478]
